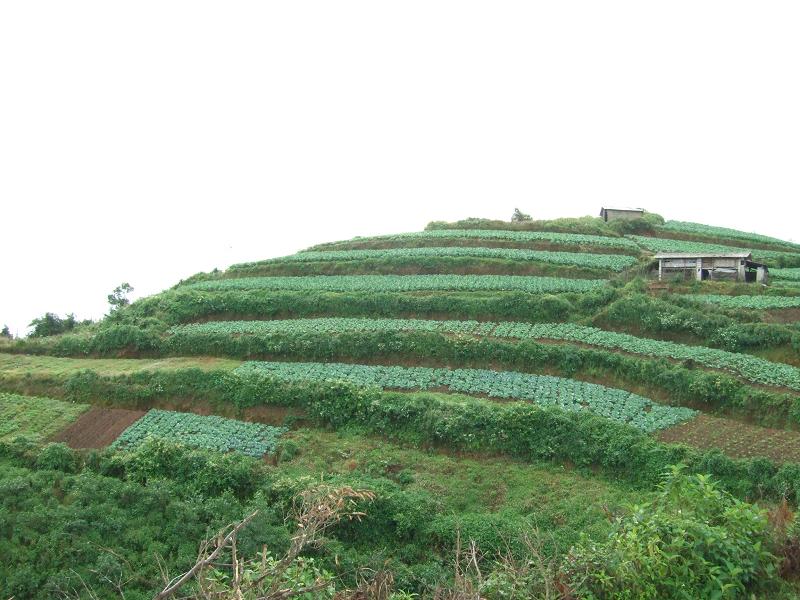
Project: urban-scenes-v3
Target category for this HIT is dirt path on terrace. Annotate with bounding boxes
[51,407,146,449]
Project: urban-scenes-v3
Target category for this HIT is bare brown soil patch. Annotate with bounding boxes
[763,308,800,324]
[658,414,800,463]
[243,404,303,425]
[51,407,146,449]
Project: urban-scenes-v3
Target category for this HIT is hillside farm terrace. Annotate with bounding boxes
[231,246,638,272]
[183,274,608,293]
[308,228,642,251]
[235,361,696,432]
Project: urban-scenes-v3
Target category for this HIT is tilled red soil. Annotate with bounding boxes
[51,407,146,449]
[658,414,800,463]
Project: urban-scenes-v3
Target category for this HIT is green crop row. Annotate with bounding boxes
[659,221,800,249]
[679,294,800,310]
[628,236,800,266]
[0,392,89,443]
[183,274,608,294]
[497,322,800,390]
[169,318,499,337]
[169,318,800,390]
[308,228,640,251]
[771,268,800,282]
[230,247,638,272]
[111,408,286,457]
[233,361,696,432]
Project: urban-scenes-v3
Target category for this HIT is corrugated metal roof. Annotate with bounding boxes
[654,252,752,259]
[600,207,645,212]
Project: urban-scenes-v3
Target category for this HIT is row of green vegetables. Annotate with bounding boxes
[230,246,638,272]
[659,220,800,250]
[680,294,800,310]
[772,268,800,282]
[233,361,696,432]
[307,228,640,251]
[111,409,286,457]
[184,274,608,294]
[628,235,800,265]
[170,318,800,390]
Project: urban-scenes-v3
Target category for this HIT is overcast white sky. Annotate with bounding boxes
[1,2,799,336]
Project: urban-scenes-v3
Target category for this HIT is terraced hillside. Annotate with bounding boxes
[4,213,800,598]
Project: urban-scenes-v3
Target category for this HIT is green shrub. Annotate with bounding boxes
[275,438,300,463]
[565,467,778,598]
[35,443,78,473]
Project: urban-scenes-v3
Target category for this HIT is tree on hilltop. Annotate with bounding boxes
[108,282,134,310]
[28,313,78,338]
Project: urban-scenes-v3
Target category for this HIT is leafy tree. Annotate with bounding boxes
[108,282,133,310]
[28,313,78,338]
[511,208,532,222]
[0,325,10,339]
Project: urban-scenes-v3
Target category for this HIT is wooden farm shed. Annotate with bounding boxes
[599,207,645,222]
[654,252,769,283]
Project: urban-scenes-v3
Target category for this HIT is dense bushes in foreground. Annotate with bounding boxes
[566,466,778,598]
[1,437,791,599]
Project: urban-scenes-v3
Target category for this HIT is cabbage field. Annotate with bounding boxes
[660,221,800,249]
[627,235,800,263]
[232,246,638,272]
[111,409,287,457]
[235,361,696,432]
[173,318,800,390]
[771,268,800,282]
[308,228,641,250]
[170,317,499,337]
[184,274,608,294]
[498,322,800,390]
[679,294,800,310]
